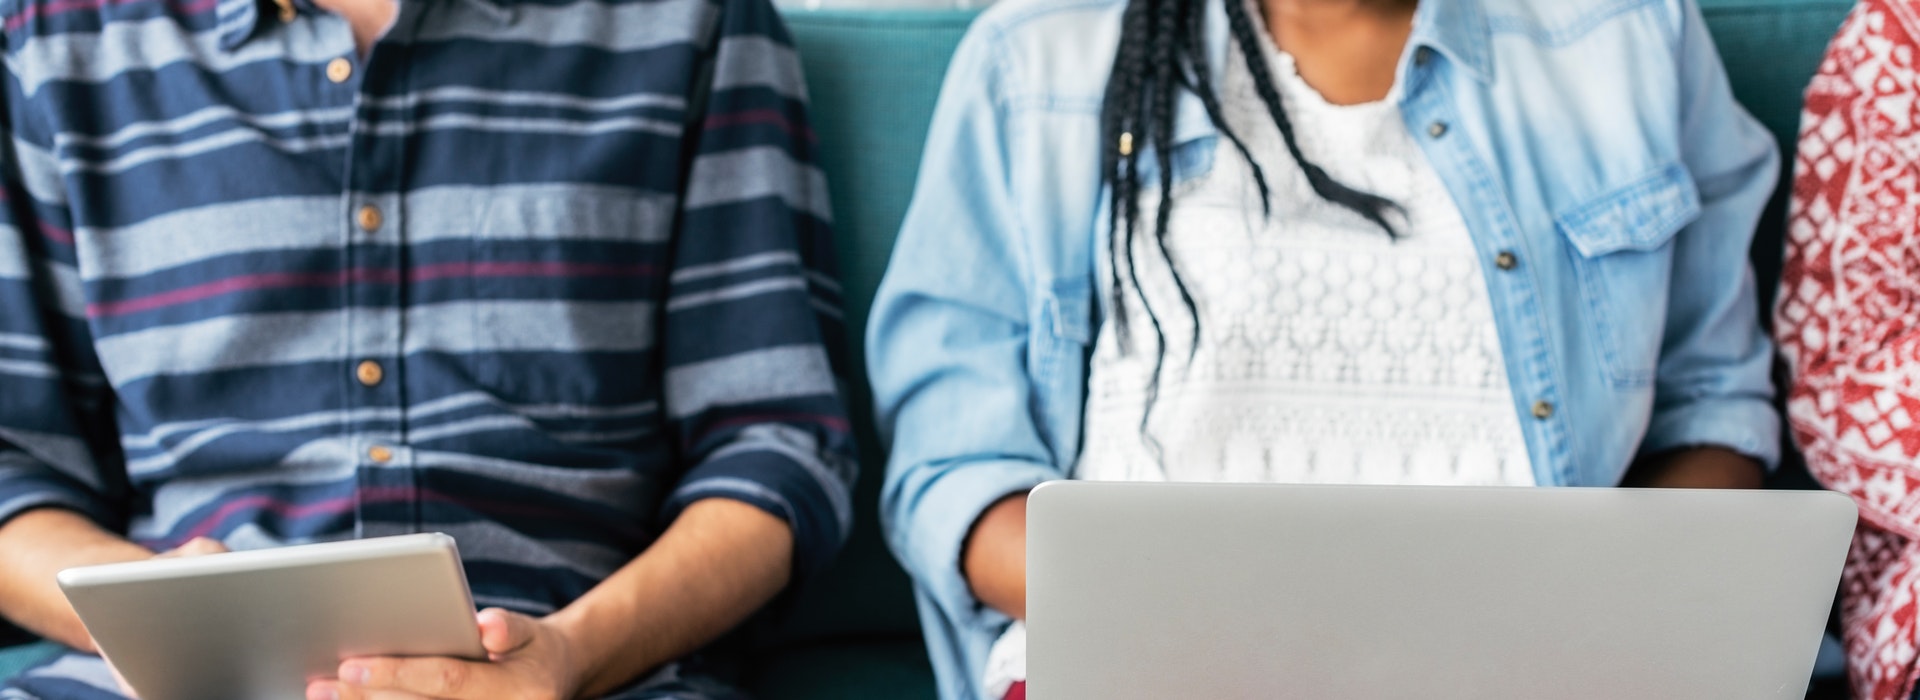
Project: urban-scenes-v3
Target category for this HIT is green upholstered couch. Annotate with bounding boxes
[0,0,1866,696]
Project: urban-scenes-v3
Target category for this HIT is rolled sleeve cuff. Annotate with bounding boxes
[0,467,113,531]
[664,447,849,589]
[890,459,1057,630]
[1638,397,1782,471]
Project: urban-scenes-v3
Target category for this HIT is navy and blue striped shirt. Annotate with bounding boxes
[0,0,851,689]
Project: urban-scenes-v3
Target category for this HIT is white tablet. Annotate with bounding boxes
[58,533,486,700]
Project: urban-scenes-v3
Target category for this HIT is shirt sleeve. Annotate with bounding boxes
[866,22,1060,659]
[1637,0,1783,468]
[0,59,126,531]
[1777,0,1920,541]
[656,0,856,589]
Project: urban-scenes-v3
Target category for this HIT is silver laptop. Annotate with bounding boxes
[1027,482,1856,699]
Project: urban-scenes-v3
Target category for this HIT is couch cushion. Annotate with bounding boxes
[745,638,937,700]
[0,643,56,682]
[1700,0,1853,322]
[763,9,979,646]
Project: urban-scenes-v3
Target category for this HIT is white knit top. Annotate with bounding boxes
[980,29,1535,699]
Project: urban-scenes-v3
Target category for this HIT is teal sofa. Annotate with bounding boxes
[0,0,1865,696]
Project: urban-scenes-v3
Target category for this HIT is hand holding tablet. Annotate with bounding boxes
[58,534,485,700]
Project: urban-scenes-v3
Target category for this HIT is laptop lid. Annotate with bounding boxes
[1026,482,1855,699]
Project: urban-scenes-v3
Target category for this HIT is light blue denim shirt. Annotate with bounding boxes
[867,0,1782,696]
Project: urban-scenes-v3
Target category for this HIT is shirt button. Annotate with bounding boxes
[1428,121,1449,139]
[367,446,394,464]
[355,360,383,386]
[1532,401,1555,420]
[1415,47,1433,66]
[1495,251,1519,271]
[326,58,353,84]
[356,204,382,232]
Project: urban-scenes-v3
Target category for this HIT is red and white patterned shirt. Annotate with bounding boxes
[1782,2,1920,697]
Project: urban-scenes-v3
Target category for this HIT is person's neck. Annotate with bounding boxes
[312,0,397,57]
[1258,0,1418,105]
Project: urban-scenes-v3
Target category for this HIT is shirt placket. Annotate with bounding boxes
[337,8,422,539]
[1398,46,1569,487]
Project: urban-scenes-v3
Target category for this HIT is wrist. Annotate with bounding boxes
[1624,447,1763,489]
[0,509,147,650]
[545,606,616,697]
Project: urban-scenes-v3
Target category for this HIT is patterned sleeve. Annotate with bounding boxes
[655,0,855,588]
[1779,0,1920,542]
[0,53,126,531]
[1778,5,1920,696]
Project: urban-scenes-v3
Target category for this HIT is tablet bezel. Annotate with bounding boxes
[59,533,487,700]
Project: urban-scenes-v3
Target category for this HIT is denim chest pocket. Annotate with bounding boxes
[1554,164,1700,388]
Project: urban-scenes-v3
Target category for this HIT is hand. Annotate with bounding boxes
[310,608,584,700]
[104,537,231,699]
[1621,447,1764,489]
[151,537,231,560]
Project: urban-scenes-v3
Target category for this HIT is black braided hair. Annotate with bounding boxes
[1100,0,1404,450]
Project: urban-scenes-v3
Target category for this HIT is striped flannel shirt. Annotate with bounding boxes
[0,0,852,661]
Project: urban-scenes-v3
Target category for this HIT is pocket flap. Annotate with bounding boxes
[1554,163,1700,257]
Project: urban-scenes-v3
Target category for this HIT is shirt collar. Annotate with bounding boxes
[215,0,513,52]
[1409,0,1494,83]
[1176,0,1492,146]
[215,0,324,50]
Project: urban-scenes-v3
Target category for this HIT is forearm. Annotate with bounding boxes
[548,498,793,698]
[0,508,149,650]
[1621,446,1764,489]
[963,493,1029,621]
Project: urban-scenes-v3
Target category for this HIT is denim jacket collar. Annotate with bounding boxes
[1413,0,1494,84]
[1172,0,1493,150]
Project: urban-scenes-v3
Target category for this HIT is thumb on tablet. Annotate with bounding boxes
[477,608,537,655]
[154,538,229,559]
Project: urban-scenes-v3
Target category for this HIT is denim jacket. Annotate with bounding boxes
[866,0,1781,696]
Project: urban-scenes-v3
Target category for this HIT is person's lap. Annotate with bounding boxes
[0,652,748,700]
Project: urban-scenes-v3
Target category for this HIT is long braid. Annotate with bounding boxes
[1176,1,1271,218]
[1101,0,1153,348]
[1098,0,1400,460]
[1132,0,1189,455]
[1219,0,1401,236]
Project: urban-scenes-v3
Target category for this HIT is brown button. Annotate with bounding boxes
[1532,401,1555,420]
[326,58,353,84]
[1495,251,1519,271]
[367,446,393,464]
[356,205,382,232]
[355,360,383,387]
